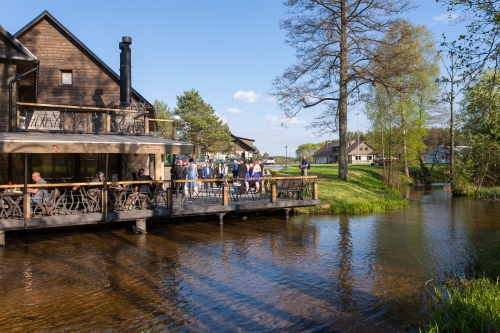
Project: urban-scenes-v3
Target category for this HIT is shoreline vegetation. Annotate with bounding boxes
[279,164,409,214]
[421,244,500,332]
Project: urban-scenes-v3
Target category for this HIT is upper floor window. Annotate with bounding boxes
[60,70,73,86]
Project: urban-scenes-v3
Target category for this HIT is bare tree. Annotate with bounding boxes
[271,0,414,181]
[437,38,465,177]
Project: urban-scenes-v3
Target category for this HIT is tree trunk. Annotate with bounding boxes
[450,88,455,176]
[338,0,349,181]
[419,156,431,183]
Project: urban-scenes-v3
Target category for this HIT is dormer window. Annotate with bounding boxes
[60,70,73,86]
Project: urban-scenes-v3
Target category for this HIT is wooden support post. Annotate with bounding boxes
[312,182,318,200]
[167,188,172,209]
[271,183,277,203]
[144,116,149,134]
[102,189,108,215]
[23,194,30,218]
[87,112,92,132]
[222,185,228,205]
[106,115,111,132]
[60,112,65,130]
[0,230,5,247]
[154,153,163,181]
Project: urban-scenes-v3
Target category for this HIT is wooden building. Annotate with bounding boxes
[0,12,319,240]
[0,11,192,185]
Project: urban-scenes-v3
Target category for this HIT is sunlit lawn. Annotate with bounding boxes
[279,163,408,213]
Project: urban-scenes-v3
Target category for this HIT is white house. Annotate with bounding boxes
[312,140,377,164]
[425,146,468,164]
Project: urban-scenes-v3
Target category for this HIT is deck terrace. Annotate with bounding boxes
[0,177,320,231]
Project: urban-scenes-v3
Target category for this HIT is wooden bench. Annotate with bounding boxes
[275,179,307,200]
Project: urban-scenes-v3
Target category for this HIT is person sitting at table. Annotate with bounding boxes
[135,168,153,194]
[124,168,153,210]
[88,172,105,198]
[26,171,48,215]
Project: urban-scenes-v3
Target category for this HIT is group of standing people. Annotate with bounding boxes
[171,158,230,197]
[170,157,265,197]
[232,158,262,194]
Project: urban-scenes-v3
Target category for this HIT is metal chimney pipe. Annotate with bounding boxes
[119,36,132,106]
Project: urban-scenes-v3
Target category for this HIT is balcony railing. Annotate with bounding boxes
[16,102,149,134]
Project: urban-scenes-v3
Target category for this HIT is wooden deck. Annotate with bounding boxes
[0,177,320,231]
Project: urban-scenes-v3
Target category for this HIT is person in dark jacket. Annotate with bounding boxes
[172,161,186,197]
[238,160,249,194]
[135,168,152,194]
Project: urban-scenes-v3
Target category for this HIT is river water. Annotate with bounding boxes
[1,185,499,332]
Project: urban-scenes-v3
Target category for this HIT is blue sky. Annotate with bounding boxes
[1,1,466,157]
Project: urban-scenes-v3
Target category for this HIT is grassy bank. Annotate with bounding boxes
[421,244,500,332]
[279,164,409,214]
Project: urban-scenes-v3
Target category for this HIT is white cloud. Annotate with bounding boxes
[267,96,277,103]
[286,117,306,125]
[233,91,260,103]
[226,107,243,114]
[266,114,306,128]
[433,12,459,24]
[215,112,228,124]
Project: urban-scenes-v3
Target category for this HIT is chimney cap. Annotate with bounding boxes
[122,36,132,44]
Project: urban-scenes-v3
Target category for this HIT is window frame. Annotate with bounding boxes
[60,70,73,86]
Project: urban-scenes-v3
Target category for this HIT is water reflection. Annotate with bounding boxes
[1,186,500,332]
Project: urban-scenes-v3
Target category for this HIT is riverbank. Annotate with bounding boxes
[421,244,500,332]
[279,164,409,214]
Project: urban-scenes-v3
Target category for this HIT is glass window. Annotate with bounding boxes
[61,70,73,85]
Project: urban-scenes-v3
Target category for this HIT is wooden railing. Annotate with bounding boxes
[16,102,149,134]
[0,176,318,220]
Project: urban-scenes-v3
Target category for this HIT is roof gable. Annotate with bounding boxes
[14,10,152,108]
[0,23,37,61]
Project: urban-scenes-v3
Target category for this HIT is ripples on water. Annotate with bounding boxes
[1,185,500,332]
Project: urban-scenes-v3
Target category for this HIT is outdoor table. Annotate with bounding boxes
[109,186,134,211]
[1,191,24,218]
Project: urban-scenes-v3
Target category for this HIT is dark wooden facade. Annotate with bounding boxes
[14,12,152,111]
[0,23,37,132]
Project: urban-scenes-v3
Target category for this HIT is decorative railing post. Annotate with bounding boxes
[106,115,111,132]
[167,187,172,209]
[23,193,30,218]
[312,182,318,200]
[222,185,228,205]
[271,183,277,203]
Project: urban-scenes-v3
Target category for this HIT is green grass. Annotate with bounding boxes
[475,187,500,201]
[423,278,500,333]
[421,244,500,333]
[408,163,452,183]
[278,164,409,214]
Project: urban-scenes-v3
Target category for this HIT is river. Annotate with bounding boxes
[1,185,499,332]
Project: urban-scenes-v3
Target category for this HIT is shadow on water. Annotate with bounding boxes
[1,185,500,332]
